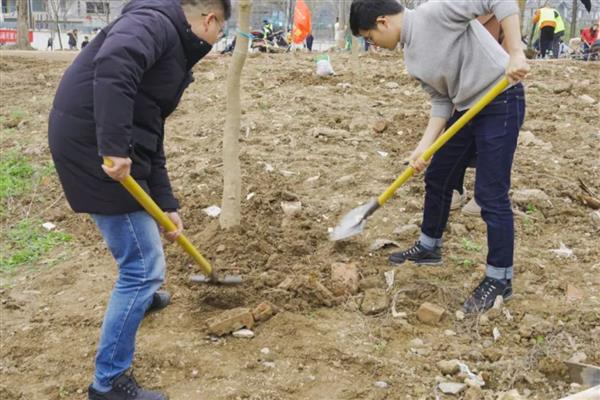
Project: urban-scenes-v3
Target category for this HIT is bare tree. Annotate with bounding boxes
[570,0,578,38]
[47,0,77,50]
[16,0,30,49]
[220,0,253,229]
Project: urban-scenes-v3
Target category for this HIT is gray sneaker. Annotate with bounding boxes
[389,241,442,265]
[88,372,167,400]
[461,197,481,216]
[450,189,467,210]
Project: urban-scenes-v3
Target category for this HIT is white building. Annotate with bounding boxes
[1,0,127,32]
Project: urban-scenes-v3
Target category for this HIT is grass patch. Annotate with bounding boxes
[0,151,35,199]
[461,238,482,252]
[526,203,537,215]
[0,151,56,214]
[1,218,71,271]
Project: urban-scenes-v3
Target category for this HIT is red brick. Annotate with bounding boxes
[206,308,254,336]
[252,302,275,322]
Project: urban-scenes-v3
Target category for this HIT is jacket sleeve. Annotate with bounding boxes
[420,81,454,120]
[435,0,520,26]
[93,10,168,157]
[148,138,180,212]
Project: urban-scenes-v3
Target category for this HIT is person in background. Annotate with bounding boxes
[262,19,273,39]
[581,22,599,60]
[532,3,559,58]
[67,30,77,50]
[335,17,344,49]
[81,36,90,49]
[47,36,54,51]
[551,10,565,58]
[306,32,314,51]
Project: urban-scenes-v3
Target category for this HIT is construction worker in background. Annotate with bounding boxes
[532,2,559,58]
[552,10,565,58]
[262,19,273,39]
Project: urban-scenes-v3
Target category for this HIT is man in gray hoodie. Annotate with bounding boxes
[349,0,530,313]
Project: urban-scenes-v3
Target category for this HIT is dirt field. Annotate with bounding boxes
[0,49,599,400]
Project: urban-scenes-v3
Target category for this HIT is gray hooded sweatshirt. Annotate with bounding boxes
[401,0,520,119]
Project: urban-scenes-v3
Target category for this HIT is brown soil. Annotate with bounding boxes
[1,50,599,400]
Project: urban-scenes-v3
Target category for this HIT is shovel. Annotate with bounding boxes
[330,77,510,241]
[103,158,241,285]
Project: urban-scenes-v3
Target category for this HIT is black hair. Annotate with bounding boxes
[349,0,404,36]
[181,0,232,20]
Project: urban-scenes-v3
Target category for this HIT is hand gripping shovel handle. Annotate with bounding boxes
[103,158,213,277]
[377,77,510,206]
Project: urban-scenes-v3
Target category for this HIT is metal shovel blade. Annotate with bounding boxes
[190,273,243,285]
[329,199,380,241]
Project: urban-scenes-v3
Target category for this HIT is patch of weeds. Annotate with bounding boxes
[526,203,537,215]
[0,218,71,271]
[373,340,388,355]
[461,238,482,252]
[58,386,70,398]
[0,151,35,199]
[0,109,27,129]
[461,259,475,268]
[536,335,545,345]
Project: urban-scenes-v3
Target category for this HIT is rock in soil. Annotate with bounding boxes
[330,262,359,296]
[416,302,445,325]
[437,359,461,375]
[438,382,466,395]
[360,288,389,315]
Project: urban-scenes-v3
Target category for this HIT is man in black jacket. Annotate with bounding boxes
[48,0,230,399]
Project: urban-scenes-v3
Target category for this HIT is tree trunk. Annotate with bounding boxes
[570,0,578,39]
[517,0,526,32]
[337,0,345,49]
[16,0,30,49]
[351,35,359,74]
[220,0,252,229]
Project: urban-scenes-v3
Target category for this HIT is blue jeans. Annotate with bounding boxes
[90,211,165,392]
[420,84,525,280]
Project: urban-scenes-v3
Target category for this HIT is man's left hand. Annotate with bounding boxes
[161,212,183,242]
[506,51,530,83]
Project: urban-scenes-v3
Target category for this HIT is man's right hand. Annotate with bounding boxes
[102,156,132,182]
[409,144,431,174]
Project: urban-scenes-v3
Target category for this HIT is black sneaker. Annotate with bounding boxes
[388,241,442,265]
[88,372,167,400]
[145,291,171,316]
[463,277,512,314]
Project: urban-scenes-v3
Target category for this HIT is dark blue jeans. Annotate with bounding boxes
[420,83,525,279]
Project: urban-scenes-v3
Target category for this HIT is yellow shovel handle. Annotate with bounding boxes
[377,77,510,205]
[103,158,212,276]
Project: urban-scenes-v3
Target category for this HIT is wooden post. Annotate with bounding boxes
[220,0,252,229]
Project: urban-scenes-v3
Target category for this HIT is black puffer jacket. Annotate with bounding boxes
[49,0,211,214]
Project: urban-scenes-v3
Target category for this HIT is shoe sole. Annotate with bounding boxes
[389,258,443,266]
